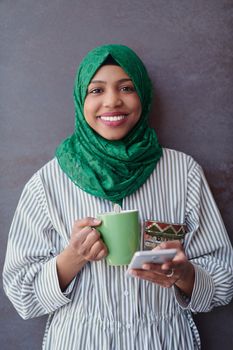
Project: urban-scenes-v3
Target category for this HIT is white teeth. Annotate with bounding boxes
[100,115,126,121]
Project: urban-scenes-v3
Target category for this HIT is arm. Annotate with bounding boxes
[2,174,107,319]
[56,218,107,291]
[178,163,233,312]
[130,162,233,312]
[130,240,195,296]
[3,175,66,319]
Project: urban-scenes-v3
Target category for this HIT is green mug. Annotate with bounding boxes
[97,210,140,266]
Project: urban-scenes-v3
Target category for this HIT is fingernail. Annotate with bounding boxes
[93,219,101,224]
[161,264,169,271]
[129,270,137,276]
[143,264,150,270]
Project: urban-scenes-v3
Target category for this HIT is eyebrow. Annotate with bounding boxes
[90,78,132,84]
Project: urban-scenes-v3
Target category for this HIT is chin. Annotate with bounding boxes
[101,133,126,141]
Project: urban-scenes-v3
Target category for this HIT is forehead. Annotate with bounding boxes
[90,64,131,83]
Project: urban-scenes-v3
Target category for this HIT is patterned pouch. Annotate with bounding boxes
[143,220,187,250]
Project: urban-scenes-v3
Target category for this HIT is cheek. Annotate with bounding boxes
[84,96,101,114]
[83,97,95,121]
[83,98,90,114]
[137,103,142,117]
[83,105,88,121]
[132,97,142,118]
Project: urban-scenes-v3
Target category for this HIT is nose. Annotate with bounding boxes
[102,90,122,108]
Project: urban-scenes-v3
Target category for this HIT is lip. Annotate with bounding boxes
[100,111,128,117]
[98,114,128,127]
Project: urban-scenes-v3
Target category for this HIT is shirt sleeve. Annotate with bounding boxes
[2,173,76,320]
[174,160,233,312]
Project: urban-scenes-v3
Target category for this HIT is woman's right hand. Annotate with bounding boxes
[68,217,108,262]
[56,217,107,291]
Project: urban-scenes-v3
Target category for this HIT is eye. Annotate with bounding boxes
[88,87,103,94]
[120,85,135,93]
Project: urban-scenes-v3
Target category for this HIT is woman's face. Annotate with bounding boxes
[83,65,142,140]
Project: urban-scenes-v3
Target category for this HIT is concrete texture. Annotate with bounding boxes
[1,1,233,349]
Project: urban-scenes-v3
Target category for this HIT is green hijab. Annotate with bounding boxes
[56,44,162,205]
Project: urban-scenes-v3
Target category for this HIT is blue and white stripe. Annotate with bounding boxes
[3,148,233,349]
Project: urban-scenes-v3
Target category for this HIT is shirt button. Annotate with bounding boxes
[126,324,131,329]
[123,290,129,296]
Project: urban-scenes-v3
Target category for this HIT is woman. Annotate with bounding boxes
[3,44,233,349]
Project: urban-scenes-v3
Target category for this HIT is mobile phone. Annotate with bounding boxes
[126,249,177,276]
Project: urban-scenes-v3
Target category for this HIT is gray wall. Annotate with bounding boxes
[1,1,233,349]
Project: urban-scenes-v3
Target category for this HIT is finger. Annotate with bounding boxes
[82,228,100,242]
[130,269,175,287]
[141,252,185,273]
[161,261,184,272]
[158,240,183,250]
[77,230,102,255]
[142,264,178,280]
[172,249,187,262]
[161,250,187,271]
[95,247,108,260]
[152,241,186,270]
[141,262,177,278]
[74,217,102,230]
[152,245,162,251]
[72,225,95,244]
[86,240,107,261]
[142,263,165,275]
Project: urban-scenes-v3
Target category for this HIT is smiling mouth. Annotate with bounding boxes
[98,115,127,121]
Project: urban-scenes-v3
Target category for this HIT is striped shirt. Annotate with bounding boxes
[3,148,233,350]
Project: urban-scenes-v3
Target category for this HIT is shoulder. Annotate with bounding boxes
[36,157,63,179]
[34,157,73,192]
[161,147,195,163]
[160,147,201,173]
[23,158,65,194]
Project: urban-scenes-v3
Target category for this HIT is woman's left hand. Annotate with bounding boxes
[130,240,195,297]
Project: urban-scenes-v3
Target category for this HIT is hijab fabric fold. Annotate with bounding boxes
[56,44,162,204]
